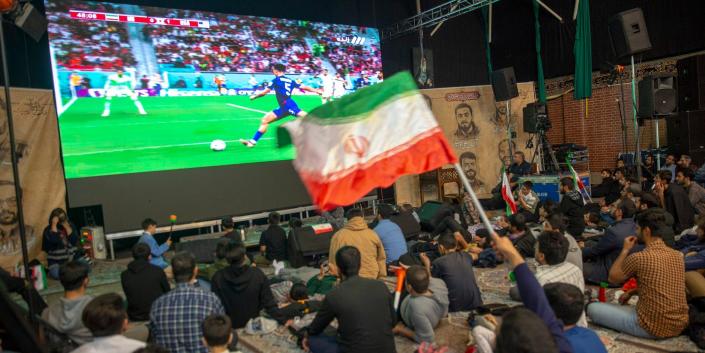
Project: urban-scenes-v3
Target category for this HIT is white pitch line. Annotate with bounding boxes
[75,117,262,129]
[62,138,274,157]
[226,103,268,114]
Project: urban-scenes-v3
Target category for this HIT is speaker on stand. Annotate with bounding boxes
[492,67,519,158]
[637,74,678,170]
[608,7,652,176]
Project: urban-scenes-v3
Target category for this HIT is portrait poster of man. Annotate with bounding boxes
[0,88,66,271]
[418,83,536,198]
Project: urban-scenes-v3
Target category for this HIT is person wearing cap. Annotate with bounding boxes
[373,204,408,266]
[582,199,638,285]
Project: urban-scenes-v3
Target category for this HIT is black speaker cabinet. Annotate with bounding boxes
[491,67,518,102]
[523,102,547,133]
[638,75,677,118]
[608,8,652,58]
[677,55,705,111]
[667,110,705,164]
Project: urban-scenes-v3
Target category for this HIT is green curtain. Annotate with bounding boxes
[573,0,592,99]
[480,6,493,80]
[532,0,546,104]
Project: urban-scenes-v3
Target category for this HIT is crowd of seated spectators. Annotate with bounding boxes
[18,154,705,353]
[46,1,136,70]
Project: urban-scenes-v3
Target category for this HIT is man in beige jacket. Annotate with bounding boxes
[329,208,387,279]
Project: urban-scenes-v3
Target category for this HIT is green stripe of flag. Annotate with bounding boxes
[278,71,420,147]
[308,71,418,122]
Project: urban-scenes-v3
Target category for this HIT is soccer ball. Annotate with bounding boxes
[210,139,226,151]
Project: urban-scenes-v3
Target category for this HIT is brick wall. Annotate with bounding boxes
[545,83,668,172]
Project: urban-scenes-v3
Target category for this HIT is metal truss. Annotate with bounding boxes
[381,0,501,40]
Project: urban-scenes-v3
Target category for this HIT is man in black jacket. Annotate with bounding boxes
[120,243,170,321]
[258,212,287,263]
[559,177,586,240]
[305,246,396,353]
[591,169,621,205]
[656,170,695,234]
[211,242,281,329]
[637,192,676,247]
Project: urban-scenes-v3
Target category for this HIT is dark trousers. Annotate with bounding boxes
[309,334,340,353]
[0,269,47,313]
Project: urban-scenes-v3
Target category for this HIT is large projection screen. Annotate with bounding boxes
[45,0,382,231]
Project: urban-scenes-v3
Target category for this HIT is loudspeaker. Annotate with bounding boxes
[417,201,443,231]
[523,102,547,133]
[608,8,651,58]
[638,75,677,118]
[12,3,47,42]
[175,236,223,263]
[491,67,518,101]
[287,224,336,268]
[390,211,421,240]
[677,55,705,111]
[667,110,705,165]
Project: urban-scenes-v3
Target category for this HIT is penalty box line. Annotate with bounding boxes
[62,138,274,157]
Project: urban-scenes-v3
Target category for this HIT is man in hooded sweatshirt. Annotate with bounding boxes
[121,243,170,322]
[328,208,387,279]
[41,260,93,344]
[558,177,586,239]
[211,242,281,328]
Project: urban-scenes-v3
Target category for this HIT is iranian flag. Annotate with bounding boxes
[566,157,591,203]
[501,169,517,215]
[279,72,457,210]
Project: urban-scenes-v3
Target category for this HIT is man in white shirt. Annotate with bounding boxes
[332,72,348,99]
[319,69,334,104]
[71,293,145,353]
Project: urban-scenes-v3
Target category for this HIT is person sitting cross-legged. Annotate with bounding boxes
[71,293,146,353]
[304,246,396,353]
[328,208,387,279]
[41,260,93,345]
[582,199,637,285]
[211,242,281,329]
[150,252,226,353]
[587,208,689,339]
[393,265,449,344]
[121,243,170,322]
[544,283,607,353]
[420,232,482,312]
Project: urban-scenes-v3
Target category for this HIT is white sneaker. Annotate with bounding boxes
[273,260,285,276]
[101,110,110,117]
[239,139,256,148]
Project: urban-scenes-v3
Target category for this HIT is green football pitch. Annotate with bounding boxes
[58,95,322,179]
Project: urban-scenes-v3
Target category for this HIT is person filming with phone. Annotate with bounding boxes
[42,208,88,279]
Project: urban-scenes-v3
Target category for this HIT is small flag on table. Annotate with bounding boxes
[501,168,517,216]
[279,72,457,210]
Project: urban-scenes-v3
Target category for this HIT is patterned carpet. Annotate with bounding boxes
[37,258,702,353]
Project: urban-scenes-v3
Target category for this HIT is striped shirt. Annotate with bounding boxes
[149,283,225,353]
[536,261,587,327]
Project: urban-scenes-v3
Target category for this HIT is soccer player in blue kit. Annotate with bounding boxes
[240,63,322,148]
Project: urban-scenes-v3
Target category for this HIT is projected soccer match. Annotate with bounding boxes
[45,0,383,179]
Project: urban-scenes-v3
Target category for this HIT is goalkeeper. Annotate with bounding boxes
[101,68,147,117]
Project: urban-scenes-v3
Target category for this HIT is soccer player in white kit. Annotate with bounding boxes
[319,69,334,104]
[101,69,147,117]
[332,72,348,100]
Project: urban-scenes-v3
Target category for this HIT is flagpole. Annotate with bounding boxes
[454,163,494,233]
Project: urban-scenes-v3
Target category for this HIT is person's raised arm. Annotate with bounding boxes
[491,232,573,353]
[608,236,637,284]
